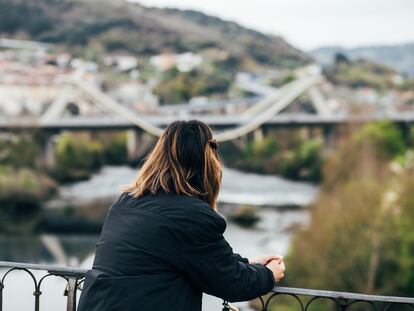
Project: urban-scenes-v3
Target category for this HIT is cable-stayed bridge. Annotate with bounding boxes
[5,74,334,141]
[2,72,413,164]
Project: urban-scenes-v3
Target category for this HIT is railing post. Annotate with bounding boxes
[0,281,3,311]
[337,298,349,310]
[33,288,42,311]
[66,277,78,311]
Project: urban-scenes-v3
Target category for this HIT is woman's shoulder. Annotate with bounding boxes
[168,194,227,240]
[121,191,226,236]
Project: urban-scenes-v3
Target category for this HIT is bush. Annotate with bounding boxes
[228,205,260,228]
[285,122,414,298]
[322,122,406,190]
[354,121,405,160]
[245,136,279,158]
[221,135,323,182]
[53,133,104,182]
[0,165,57,210]
[393,170,414,296]
[239,136,280,173]
[99,133,128,165]
[0,165,54,233]
[280,140,323,182]
[0,135,39,168]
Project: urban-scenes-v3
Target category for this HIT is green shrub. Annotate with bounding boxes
[280,140,323,182]
[286,122,414,298]
[0,165,53,233]
[53,133,104,182]
[354,121,405,160]
[228,205,260,228]
[245,136,279,158]
[0,165,57,208]
[221,135,323,182]
[100,133,128,164]
[0,135,39,168]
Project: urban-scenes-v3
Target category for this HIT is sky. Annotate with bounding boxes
[132,0,414,51]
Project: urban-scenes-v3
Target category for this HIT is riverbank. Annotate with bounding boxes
[0,128,324,222]
[219,135,324,183]
[0,165,315,267]
[35,166,317,233]
[0,163,317,234]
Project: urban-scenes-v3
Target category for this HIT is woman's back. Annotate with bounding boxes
[78,191,275,311]
[78,120,282,311]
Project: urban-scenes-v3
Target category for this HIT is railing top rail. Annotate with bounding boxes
[0,261,87,278]
[274,287,414,304]
[1,261,413,304]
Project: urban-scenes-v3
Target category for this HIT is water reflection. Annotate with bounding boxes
[0,235,98,265]
[0,166,316,311]
[46,166,317,208]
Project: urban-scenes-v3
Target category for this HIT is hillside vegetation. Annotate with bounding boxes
[0,0,309,70]
[324,53,403,90]
[312,43,414,77]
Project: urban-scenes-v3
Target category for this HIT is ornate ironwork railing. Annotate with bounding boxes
[0,261,86,311]
[254,287,414,311]
[1,261,414,311]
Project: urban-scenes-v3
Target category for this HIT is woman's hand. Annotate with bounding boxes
[249,255,283,265]
[265,259,285,282]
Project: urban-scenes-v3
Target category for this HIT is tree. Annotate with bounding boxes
[285,122,413,301]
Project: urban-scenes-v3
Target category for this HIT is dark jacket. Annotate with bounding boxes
[78,192,275,311]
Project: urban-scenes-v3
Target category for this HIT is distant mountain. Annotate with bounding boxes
[312,43,414,77]
[0,0,310,69]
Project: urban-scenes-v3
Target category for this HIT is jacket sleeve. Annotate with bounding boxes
[233,253,249,264]
[178,223,275,302]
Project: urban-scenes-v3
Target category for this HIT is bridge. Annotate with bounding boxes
[4,74,413,138]
[61,76,328,141]
[0,261,413,311]
[3,113,414,131]
[27,71,329,142]
[2,69,413,165]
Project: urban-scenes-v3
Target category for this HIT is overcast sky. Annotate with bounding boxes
[133,0,414,51]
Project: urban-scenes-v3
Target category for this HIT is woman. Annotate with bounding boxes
[78,120,285,311]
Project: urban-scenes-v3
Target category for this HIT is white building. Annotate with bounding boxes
[150,52,203,72]
[110,81,158,111]
[103,55,138,72]
[176,52,203,72]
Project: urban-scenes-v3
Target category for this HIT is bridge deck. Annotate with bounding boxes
[2,114,414,131]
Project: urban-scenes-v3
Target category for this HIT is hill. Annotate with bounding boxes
[312,43,414,77]
[323,55,400,90]
[0,0,310,70]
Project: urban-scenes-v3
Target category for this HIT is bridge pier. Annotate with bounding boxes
[232,135,248,151]
[40,134,58,170]
[302,126,319,140]
[127,129,155,161]
[322,125,336,150]
[127,129,139,161]
[253,127,264,142]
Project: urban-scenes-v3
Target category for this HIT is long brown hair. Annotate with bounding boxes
[122,120,222,209]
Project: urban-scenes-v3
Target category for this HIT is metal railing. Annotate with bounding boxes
[255,287,414,310]
[1,261,413,311]
[0,261,87,311]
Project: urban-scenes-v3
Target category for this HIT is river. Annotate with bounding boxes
[0,166,318,311]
